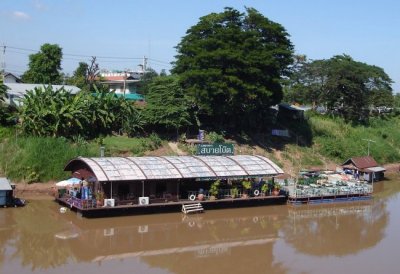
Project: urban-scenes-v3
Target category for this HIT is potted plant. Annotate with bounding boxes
[272,183,280,196]
[231,187,239,198]
[209,179,220,200]
[261,183,268,196]
[197,188,205,201]
[95,191,104,207]
[242,180,252,198]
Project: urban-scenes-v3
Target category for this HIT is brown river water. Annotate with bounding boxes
[1,179,399,274]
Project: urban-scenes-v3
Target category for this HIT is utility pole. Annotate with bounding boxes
[362,139,376,156]
[1,44,5,82]
[143,56,147,73]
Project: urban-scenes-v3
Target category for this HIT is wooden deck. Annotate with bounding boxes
[55,195,287,218]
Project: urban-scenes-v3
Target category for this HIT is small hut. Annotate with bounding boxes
[0,178,14,206]
[341,156,385,182]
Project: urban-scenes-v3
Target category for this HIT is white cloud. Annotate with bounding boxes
[12,11,31,20]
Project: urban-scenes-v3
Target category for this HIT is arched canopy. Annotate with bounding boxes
[64,155,283,182]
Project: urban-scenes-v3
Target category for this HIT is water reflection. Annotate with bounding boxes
[0,181,394,274]
[281,200,387,256]
[62,207,289,274]
[8,200,74,270]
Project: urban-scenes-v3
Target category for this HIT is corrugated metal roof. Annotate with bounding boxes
[65,155,283,182]
[366,166,386,172]
[342,156,378,169]
[0,178,12,191]
[5,83,81,97]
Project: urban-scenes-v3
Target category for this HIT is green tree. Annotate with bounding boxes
[324,55,393,122]
[0,82,8,124]
[143,75,192,136]
[22,44,63,84]
[19,85,89,137]
[0,81,6,103]
[393,93,400,108]
[284,56,329,107]
[67,62,89,90]
[285,55,393,122]
[140,67,159,95]
[172,7,293,130]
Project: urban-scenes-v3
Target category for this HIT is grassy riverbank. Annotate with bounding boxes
[1,114,400,183]
[0,130,164,182]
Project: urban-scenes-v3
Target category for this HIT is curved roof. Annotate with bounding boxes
[64,155,283,182]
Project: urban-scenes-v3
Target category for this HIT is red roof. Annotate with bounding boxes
[342,156,378,169]
[102,76,128,81]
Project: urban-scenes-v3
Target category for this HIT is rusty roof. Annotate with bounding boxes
[342,156,378,169]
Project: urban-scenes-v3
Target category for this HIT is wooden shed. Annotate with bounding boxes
[0,178,14,206]
[341,156,385,182]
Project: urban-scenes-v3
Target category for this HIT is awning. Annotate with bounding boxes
[0,178,12,191]
[64,155,284,182]
[366,166,386,173]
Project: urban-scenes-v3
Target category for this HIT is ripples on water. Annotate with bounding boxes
[1,180,399,274]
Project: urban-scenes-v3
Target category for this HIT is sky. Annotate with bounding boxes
[1,0,399,91]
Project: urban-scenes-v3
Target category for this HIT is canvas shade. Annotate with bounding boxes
[56,177,81,187]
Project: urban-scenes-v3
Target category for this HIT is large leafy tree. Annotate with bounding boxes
[172,7,293,130]
[284,55,329,108]
[285,55,393,123]
[143,75,192,135]
[67,62,89,90]
[22,43,63,84]
[326,55,393,122]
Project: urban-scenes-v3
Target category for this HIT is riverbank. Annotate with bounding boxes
[14,181,56,200]
[13,163,400,200]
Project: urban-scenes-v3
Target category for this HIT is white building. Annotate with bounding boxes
[4,83,80,107]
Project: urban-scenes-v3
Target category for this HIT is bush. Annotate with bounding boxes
[206,131,225,143]
[0,136,97,182]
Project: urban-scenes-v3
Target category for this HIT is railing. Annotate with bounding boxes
[289,185,373,199]
[67,196,97,209]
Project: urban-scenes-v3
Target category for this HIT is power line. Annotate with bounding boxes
[3,44,155,61]
[148,58,171,65]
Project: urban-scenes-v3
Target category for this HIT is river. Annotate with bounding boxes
[1,178,399,274]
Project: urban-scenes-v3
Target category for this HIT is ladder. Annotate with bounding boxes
[182,203,204,214]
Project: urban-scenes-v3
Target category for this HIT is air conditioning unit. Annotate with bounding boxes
[104,198,115,207]
[139,196,149,205]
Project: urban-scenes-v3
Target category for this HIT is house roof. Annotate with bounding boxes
[342,156,378,169]
[366,166,386,172]
[0,178,12,191]
[102,76,138,81]
[5,83,80,97]
[4,72,22,82]
[64,155,284,182]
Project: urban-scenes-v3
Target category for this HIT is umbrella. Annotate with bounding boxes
[56,177,81,187]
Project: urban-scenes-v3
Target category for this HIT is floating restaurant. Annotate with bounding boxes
[57,155,287,217]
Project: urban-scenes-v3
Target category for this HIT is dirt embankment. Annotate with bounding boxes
[14,181,56,200]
